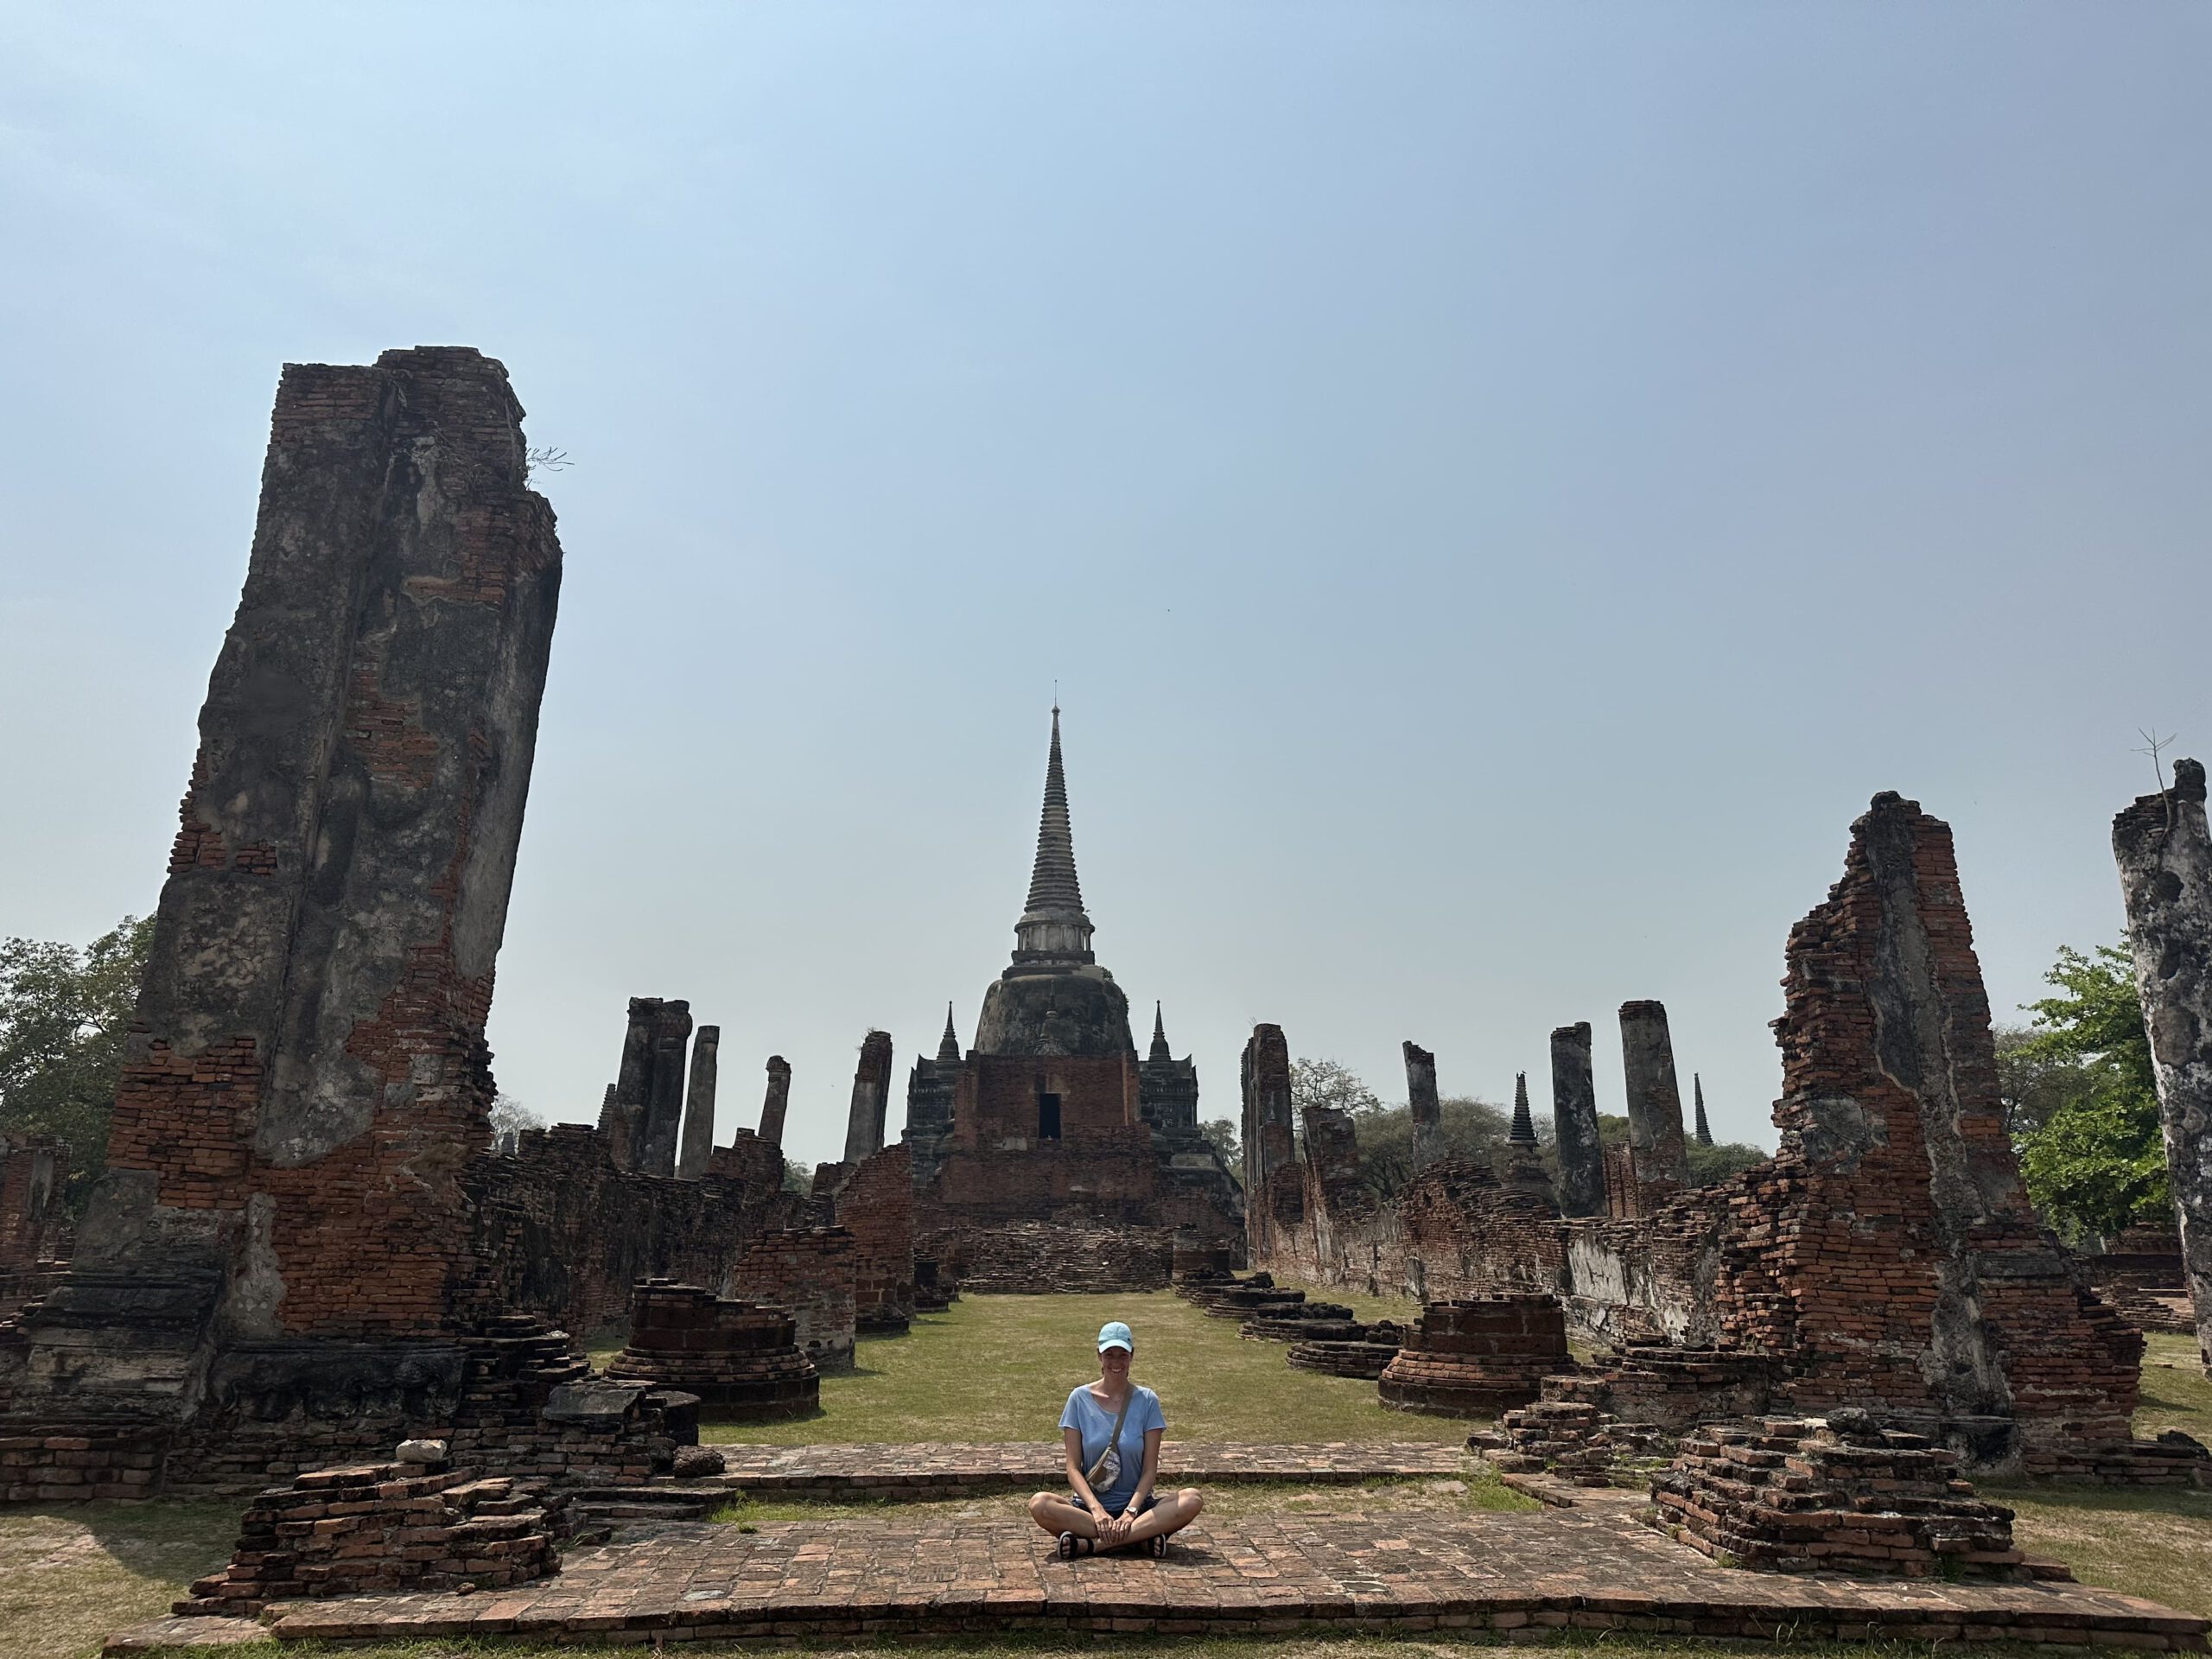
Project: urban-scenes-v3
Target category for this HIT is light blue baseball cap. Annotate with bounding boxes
[1096,1320,1135,1354]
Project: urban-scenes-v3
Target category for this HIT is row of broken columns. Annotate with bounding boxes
[598,996,793,1179]
[1401,1000,1706,1217]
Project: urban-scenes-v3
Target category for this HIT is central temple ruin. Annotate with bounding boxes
[898,709,1243,1290]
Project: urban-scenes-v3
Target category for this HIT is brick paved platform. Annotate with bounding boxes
[702,1440,1466,1497]
[243,1503,2209,1649]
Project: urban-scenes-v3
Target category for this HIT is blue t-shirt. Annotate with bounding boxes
[1059,1383,1166,1512]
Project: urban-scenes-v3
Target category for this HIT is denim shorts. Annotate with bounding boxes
[1072,1491,1159,1520]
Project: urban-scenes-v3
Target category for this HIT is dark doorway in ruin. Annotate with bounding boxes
[1038,1090,1063,1142]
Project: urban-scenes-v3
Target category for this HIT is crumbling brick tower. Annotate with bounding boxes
[1719,791,2139,1460]
[2,349,561,1452]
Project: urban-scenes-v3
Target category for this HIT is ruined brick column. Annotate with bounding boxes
[843,1030,894,1165]
[676,1024,720,1181]
[1742,791,2140,1456]
[42,347,562,1402]
[1694,1074,1714,1147]
[1403,1041,1441,1170]
[1241,1024,1294,1261]
[1618,1001,1689,1188]
[1549,1022,1605,1217]
[2113,758,2212,1371]
[758,1055,791,1148]
[602,998,690,1175]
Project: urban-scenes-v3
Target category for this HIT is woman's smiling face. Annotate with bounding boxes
[1098,1344,1131,1382]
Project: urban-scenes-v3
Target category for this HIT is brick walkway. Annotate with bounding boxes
[703,1440,1466,1497]
[248,1502,2209,1649]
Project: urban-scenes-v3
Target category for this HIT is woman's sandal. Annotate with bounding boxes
[1147,1532,1169,1559]
[1056,1531,1095,1560]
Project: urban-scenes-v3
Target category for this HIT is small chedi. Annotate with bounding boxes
[605,1281,819,1418]
[181,1441,563,1617]
[1652,1412,2029,1580]
[1378,1294,1571,1418]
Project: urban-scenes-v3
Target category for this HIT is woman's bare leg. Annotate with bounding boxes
[1121,1489,1203,1542]
[1027,1492,1098,1537]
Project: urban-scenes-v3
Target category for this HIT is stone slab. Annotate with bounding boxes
[702,1440,1466,1497]
[258,1509,2209,1649]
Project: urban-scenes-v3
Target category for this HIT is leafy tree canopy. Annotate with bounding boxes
[0,916,152,1204]
[2007,941,2168,1242]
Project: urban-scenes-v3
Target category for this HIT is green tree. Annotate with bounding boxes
[2010,942,2168,1241]
[781,1158,814,1195]
[1199,1117,1241,1177]
[0,915,153,1205]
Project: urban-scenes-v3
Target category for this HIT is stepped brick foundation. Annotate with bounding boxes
[1239,1305,1355,1341]
[1286,1321,1409,1380]
[1652,1415,2027,1580]
[180,1453,563,1615]
[1173,1236,1236,1282]
[1378,1294,1573,1418]
[1544,1344,1781,1436]
[605,1282,817,1418]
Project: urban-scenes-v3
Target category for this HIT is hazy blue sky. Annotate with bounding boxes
[3,5,2207,1168]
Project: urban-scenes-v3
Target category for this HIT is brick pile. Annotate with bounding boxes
[179,1451,563,1616]
[605,1281,817,1418]
[1651,1414,2028,1579]
[1378,1294,1573,1418]
[1286,1320,1409,1380]
[1472,1400,1671,1486]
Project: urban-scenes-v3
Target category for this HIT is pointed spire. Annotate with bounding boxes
[938,1002,961,1063]
[1148,1001,1172,1063]
[1694,1072,1713,1146]
[1510,1071,1536,1144]
[1012,705,1096,964]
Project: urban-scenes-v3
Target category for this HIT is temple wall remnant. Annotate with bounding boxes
[2113,757,2212,1371]
[22,347,562,1413]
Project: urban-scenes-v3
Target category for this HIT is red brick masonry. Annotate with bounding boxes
[236,1501,2209,1649]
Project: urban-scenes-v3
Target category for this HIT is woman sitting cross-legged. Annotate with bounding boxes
[1027,1319,1204,1559]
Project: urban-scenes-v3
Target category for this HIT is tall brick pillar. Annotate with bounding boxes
[1402,1041,1441,1170]
[2113,758,2212,1373]
[1240,1024,1294,1261]
[34,348,561,1402]
[603,997,692,1177]
[1549,1022,1605,1217]
[758,1055,791,1147]
[1618,1001,1689,1188]
[677,1024,720,1181]
[843,1030,894,1165]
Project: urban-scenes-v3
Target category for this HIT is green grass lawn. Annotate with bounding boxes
[699,1290,1467,1447]
[0,1500,240,1659]
[2136,1332,2212,1443]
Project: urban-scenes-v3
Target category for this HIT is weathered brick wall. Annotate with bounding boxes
[819,1143,914,1332]
[730,1227,857,1372]
[0,1135,70,1275]
[466,1125,811,1338]
[919,1220,1175,1293]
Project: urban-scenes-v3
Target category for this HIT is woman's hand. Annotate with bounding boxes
[1099,1510,1130,1547]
